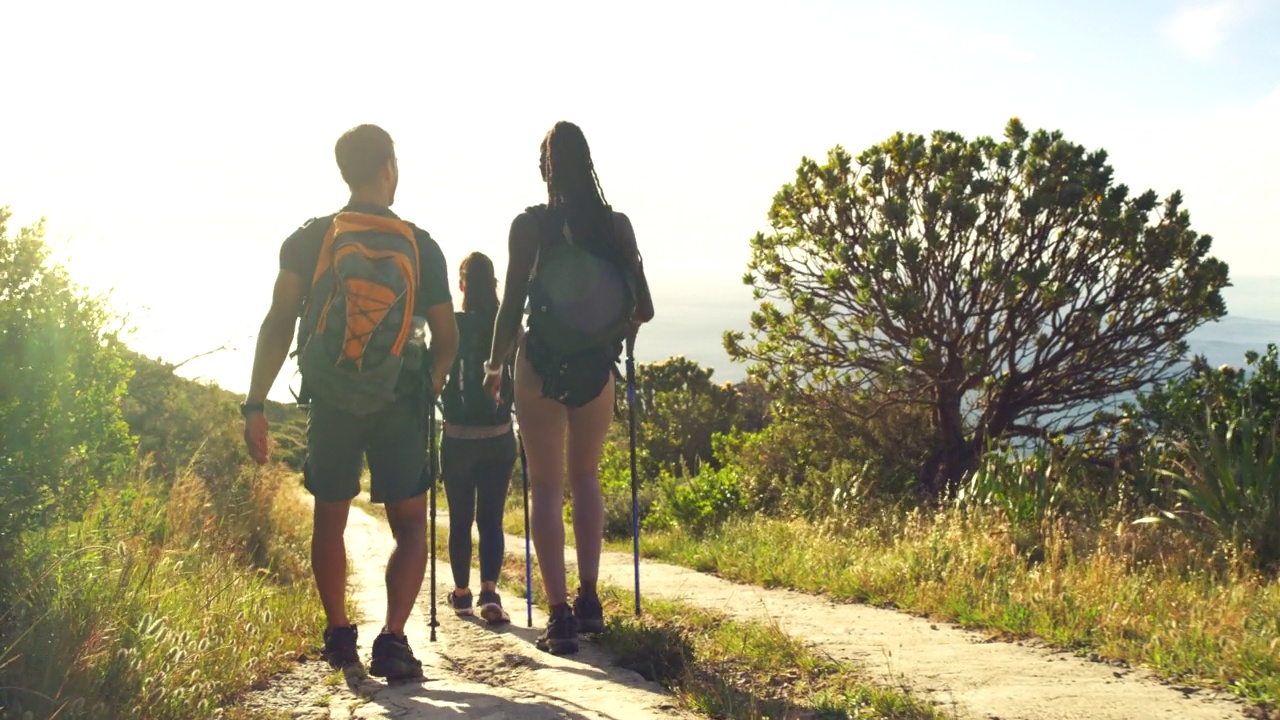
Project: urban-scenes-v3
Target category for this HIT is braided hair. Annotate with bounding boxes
[540,121,623,264]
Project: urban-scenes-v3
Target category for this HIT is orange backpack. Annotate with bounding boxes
[295,211,423,415]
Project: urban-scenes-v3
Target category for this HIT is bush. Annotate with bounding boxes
[647,464,751,536]
[1136,344,1280,447]
[722,388,932,515]
[619,357,760,478]
[0,208,134,570]
[956,444,1066,530]
[780,458,874,522]
[0,205,323,718]
[1138,401,1280,570]
[721,421,818,513]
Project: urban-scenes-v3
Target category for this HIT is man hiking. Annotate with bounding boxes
[241,123,458,681]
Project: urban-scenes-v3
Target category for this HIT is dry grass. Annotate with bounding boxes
[633,507,1280,708]
[0,463,331,720]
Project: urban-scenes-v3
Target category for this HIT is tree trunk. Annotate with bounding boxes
[918,391,977,500]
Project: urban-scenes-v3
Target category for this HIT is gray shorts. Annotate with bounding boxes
[303,397,429,505]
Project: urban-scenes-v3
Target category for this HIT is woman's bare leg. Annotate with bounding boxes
[566,373,614,594]
[514,339,571,606]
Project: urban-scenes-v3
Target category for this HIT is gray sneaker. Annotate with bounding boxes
[448,589,473,617]
[369,631,424,681]
[478,589,511,625]
[573,589,604,634]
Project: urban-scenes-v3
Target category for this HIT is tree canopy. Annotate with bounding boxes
[725,118,1230,494]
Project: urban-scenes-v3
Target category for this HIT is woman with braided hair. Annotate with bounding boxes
[485,121,654,654]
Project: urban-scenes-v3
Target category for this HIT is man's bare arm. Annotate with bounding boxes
[246,270,305,405]
[423,301,458,393]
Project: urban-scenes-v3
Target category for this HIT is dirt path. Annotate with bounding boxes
[459,518,1253,720]
[237,501,698,720]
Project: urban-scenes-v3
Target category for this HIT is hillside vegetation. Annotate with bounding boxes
[0,206,326,720]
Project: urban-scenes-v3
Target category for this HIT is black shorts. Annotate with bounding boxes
[303,397,429,505]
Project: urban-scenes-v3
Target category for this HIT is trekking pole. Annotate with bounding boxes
[519,429,533,628]
[626,333,640,618]
[428,399,439,642]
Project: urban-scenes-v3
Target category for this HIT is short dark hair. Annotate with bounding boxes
[334,124,395,189]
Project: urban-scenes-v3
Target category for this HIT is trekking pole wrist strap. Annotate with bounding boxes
[483,361,502,377]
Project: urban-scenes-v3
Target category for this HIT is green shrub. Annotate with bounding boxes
[781,458,873,521]
[1137,345,1280,447]
[1138,401,1280,570]
[0,208,135,570]
[618,357,763,478]
[722,388,933,515]
[599,438,658,540]
[647,464,751,536]
[956,444,1065,530]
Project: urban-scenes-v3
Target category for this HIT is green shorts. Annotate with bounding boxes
[303,396,429,505]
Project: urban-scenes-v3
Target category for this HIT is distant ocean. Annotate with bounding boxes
[633,275,1280,384]
[173,275,1280,401]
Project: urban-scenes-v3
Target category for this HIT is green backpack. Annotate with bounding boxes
[523,205,637,407]
[295,211,425,416]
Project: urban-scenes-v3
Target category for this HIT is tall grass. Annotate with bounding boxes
[637,507,1280,707]
[0,462,327,720]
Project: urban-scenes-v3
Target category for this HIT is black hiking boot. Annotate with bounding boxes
[573,588,605,634]
[369,631,424,681]
[321,624,361,670]
[478,589,511,625]
[535,604,579,655]
[449,589,474,617]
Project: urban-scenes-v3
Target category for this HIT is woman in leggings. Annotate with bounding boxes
[439,252,517,625]
[485,121,654,654]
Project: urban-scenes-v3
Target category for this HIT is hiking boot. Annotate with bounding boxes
[535,605,579,655]
[321,624,361,670]
[477,589,511,625]
[369,631,424,681]
[449,589,474,617]
[573,588,605,634]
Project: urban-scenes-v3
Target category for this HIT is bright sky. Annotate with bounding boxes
[2,0,1278,402]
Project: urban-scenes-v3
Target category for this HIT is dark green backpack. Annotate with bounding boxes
[524,205,638,407]
[440,310,513,426]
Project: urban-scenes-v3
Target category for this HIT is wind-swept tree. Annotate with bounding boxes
[725,118,1230,496]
